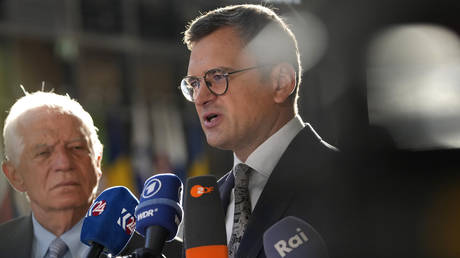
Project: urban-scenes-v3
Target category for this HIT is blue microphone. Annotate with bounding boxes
[81,186,139,258]
[263,216,329,258]
[134,173,183,257]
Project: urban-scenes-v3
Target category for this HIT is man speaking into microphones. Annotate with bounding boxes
[179,4,365,258]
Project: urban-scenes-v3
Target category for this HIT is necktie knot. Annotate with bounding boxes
[45,237,68,258]
[234,163,251,188]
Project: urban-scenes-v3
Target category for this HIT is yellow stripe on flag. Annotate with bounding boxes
[188,155,210,178]
[105,156,137,196]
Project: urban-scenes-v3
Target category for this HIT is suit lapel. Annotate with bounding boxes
[218,163,298,257]
[9,215,34,257]
[218,171,234,215]
[22,215,34,257]
[241,177,296,257]
[237,126,323,257]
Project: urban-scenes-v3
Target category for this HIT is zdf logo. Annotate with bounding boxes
[117,208,136,235]
[190,184,214,198]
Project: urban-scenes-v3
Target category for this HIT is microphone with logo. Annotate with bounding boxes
[183,175,228,258]
[263,216,329,258]
[134,173,183,258]
[81,186,139,258]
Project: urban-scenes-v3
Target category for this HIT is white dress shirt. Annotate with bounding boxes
[225,115,305,243]
[32,214,90,258]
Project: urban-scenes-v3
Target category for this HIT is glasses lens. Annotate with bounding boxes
[205,69,227,95]
[180,78,196,102]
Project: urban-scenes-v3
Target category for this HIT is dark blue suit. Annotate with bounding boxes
[218,124,365,258]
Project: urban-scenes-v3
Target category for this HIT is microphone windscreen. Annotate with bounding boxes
[135,173,183,241]
[81,186,139,255]
[184,175,227,258]
[263,216,329,258]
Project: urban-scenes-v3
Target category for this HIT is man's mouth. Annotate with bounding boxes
[203,113,220,128]
[206,114,218,122]
[53,181,79,190]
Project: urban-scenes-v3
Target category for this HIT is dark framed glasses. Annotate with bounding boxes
[180,65,264,102]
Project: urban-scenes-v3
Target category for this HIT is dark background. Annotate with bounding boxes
[0,0,459,257]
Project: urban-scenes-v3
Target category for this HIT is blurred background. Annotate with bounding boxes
[0,0,459,257]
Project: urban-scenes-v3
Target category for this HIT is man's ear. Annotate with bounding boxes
[270,62,296,103]
[2,161,26,192]
[96,155,103,178]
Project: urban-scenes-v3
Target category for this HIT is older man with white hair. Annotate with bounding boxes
[0,90,103,257]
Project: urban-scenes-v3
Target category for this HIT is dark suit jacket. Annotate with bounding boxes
[218,124,368,258]
[0,214,183,258]
[0,215,33,257]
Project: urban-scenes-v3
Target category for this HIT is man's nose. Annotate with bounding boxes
[54,147,72,171]
[194,80,215,105]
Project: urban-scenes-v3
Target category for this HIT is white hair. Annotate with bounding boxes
[3,90,103,166]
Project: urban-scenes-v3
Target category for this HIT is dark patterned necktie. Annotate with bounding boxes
[228,163,252,258]
[45,237,68,258]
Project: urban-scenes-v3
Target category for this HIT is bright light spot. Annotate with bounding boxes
[367,24,460,149]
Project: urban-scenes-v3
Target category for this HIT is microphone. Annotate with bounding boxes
[183,175,227,258]
[134,173,183,257]
[263,216,329,258]
[81,186,139,258]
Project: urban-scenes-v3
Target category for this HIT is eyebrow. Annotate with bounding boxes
[67,137,86,143]
[187,66,233,77]
[32,138,86,149]
[32,143,51,151]
[66,138,89,146]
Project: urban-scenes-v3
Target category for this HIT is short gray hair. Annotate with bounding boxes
[3,90,103,166]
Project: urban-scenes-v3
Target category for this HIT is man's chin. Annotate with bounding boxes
[48,197,89,211]
[206,139,232,151]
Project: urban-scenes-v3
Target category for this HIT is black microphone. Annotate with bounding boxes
[134,173,183,258]
[263,216,329,258]
[183,175,228,258]
[81,186,139,258]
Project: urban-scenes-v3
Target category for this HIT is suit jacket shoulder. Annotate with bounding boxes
[0,215,33,257]
[236,125,360,258]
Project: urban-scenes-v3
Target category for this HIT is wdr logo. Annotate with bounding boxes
[142,178,162,199]
[117,208,136,235]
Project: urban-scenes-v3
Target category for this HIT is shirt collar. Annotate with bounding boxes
[60,218,85,258]
[32,213,88,258]
[233,115,305,177]
[32,214,55,258]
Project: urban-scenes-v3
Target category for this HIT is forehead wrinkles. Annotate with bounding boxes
[20,112,85,141]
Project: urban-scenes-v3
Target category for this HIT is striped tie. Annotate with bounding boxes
[228,163,252,258]
[45,237,68,258]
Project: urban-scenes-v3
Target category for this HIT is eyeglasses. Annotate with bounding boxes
[180,65,264,102]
